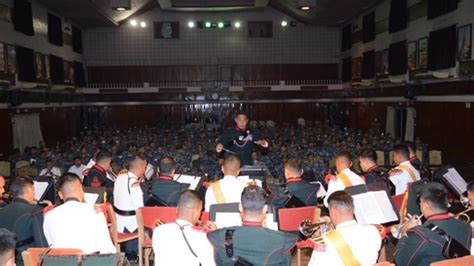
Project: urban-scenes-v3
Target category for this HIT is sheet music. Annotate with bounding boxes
[443,168,467,195]
[353,191,398,225]
[237,176,262,187]
[310,181,327,198]
[33,181,49,201]
[174,174,201,190]
[84,193,99,206]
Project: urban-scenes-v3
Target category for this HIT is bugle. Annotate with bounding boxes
[390,214,423,239]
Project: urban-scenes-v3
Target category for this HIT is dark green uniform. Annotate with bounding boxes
[150,176,189,206]
[395,214,472,266]
[218,127,263,166]
[207,222,298,265]
[0,198,47,265]
[364,165,395,195]
[286,178,320,206]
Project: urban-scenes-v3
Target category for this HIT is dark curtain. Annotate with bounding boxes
[74,62,86,87]
[428,0,458,20]
[72,26,83,54]
[389,0,408,33]
[342,57,352,82]
[363,12,375,43]
[50,55,64,84]
[16,46,35,82]
[362,50,375,79]
[48,13,63,46]
[341,24,352,52]
[389,40,407,75]
[13,0,34,36]
[428,25,457,71]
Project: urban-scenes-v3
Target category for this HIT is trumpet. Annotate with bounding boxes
[299,220,332,237]
[390,214,423,239]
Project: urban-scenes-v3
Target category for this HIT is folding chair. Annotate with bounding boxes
[0,161,10,177]
[22,248,83,266]
[106,203,138,252]
[15,160,30,170]
[81,253,125,266]
[200,211,210,224]
[429,150,442,169]
[278,206,320,266]
[375,150,385,167]
[136,207,177,266]
[430,256,474,266]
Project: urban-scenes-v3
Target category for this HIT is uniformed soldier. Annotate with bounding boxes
[207,186,298,265]
[0,228,16,266]
[359,149,395,195]
[324,151,365,206]
[83,150,114,188]
[204,156,248,211]
[43,173,116,254]
[395,183,472,266]
[284,157,320,206]
[389,144,421,195]
[153,190,216,266]
[215,112,269,166]
[150,157,189,207]
[0,177,48,266]
[308,191,381,266]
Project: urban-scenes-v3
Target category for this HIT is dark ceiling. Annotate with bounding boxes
[37,0,383,28]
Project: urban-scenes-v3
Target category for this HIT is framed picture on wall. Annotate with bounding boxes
[44,55,50,79]
[0,42,5,73]
[457,24,472,61]
[407,41,417,70]
[6,44,16,74]
[35,52,44,78]
[418,37,428,69]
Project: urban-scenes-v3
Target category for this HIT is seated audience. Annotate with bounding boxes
[395,182,472,266]
[359,149,395,195]
[67,157,86,181]
[43,173,116,254]
[83,151,114,188]
[324,151,365,206]
[207,186,298,265]
[151,157,189,206]
[205,156,248,211]
[153,190,215,266]
[284,157,320,206]
[309,191,381,265]
[39,160,62,179]
[0,177,47,265]
[389,144,421,195]
[0,228,16,266]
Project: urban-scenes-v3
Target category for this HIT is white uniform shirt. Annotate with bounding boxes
[113,171,144,233]
[390,161,421,195]
[324,168,365,206]
[153,219,215,266]
[68,164,86,181]
[39,167,62,178]
[205,175,248,211]
[308,220,381,266]
[43,200,116,254]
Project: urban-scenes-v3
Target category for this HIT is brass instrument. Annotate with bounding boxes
[390,214,423,239]
[299,220,333,237]
[457,208,474,223]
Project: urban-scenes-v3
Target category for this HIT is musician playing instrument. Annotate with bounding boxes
[457,180,474,224]
[83,151,115,188]
[308,191,382,266]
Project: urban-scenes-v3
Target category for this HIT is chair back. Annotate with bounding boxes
[105,203,119,249]
[15,160,30,169]
[375,150,385,166]
[430,256,474,266]
[82,253,125,266]
[22,248,83,266]
[429,150,442,166]
[391,193,407,217]
[136,207,178,247]
[388,151,395,166]
[0,161,11,177]
[416,150,424,163]
[278,206,319,232]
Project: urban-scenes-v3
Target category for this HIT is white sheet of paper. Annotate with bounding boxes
[265,213,279,231]
[174,174,201,190]
[353,190,398,225]
[443,168,467,195]
[311,181,327,198]
[33,181,49,201]
[237,176,262,187]
[215,212,242,228]
[84,193,99,206]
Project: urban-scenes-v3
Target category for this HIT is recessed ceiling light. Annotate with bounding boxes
[281,21,288,27]
[205,21,211,28]
[234,21,241,28]
[116,7,126,11]
[140,21,146,28]
[218,22,224,28]
[300,6,311,10]
[188,21,195,28]
[130,19,137,27]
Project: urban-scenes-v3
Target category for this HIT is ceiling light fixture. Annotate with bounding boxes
[188,21,195,28]
[218,22,224,28]
[130,19,137,27]
[300,6,311,10]
[205,21,211,28]
[234,21,241,28]
[140,21,146,28]
[281,20,288,27]
[116,7,126,11]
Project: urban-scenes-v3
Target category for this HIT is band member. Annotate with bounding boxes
[215,112,269,166]
[83,151,114,188]
[457,180,474,224]
[151,157,189,207]
[359,149,395,195]
[0,229,16,266]
[395,183,471,266]
[389,145,421,195]
[284,158,320,206]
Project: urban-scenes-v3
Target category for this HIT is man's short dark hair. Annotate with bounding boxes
[420,182,448,212]
[96,150,112,164]
[73,156,82,161]
[129,154,146,170]
[402,141,416,154]
[223,155,241,173]
[241,186,267,215]
[336,151,352,161]
[285,158,302,174]
[393,144,410,160]
[359,149,377,163]
[57,173,82,193]
[177,190,203,213]
[9,176,34,197]
[467,180,474,192]
[0,228,15,263]
[159,157,177,176]
[234,111,247,119]
[327,191,354,212]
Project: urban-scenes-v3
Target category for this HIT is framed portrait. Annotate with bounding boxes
[407,41,418,70]
[6,44,16,74]
[457,24,472,61]
[0,42,5,73]
[44,55,50,79]
[418,37,428,69]
[35,52,44,78]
